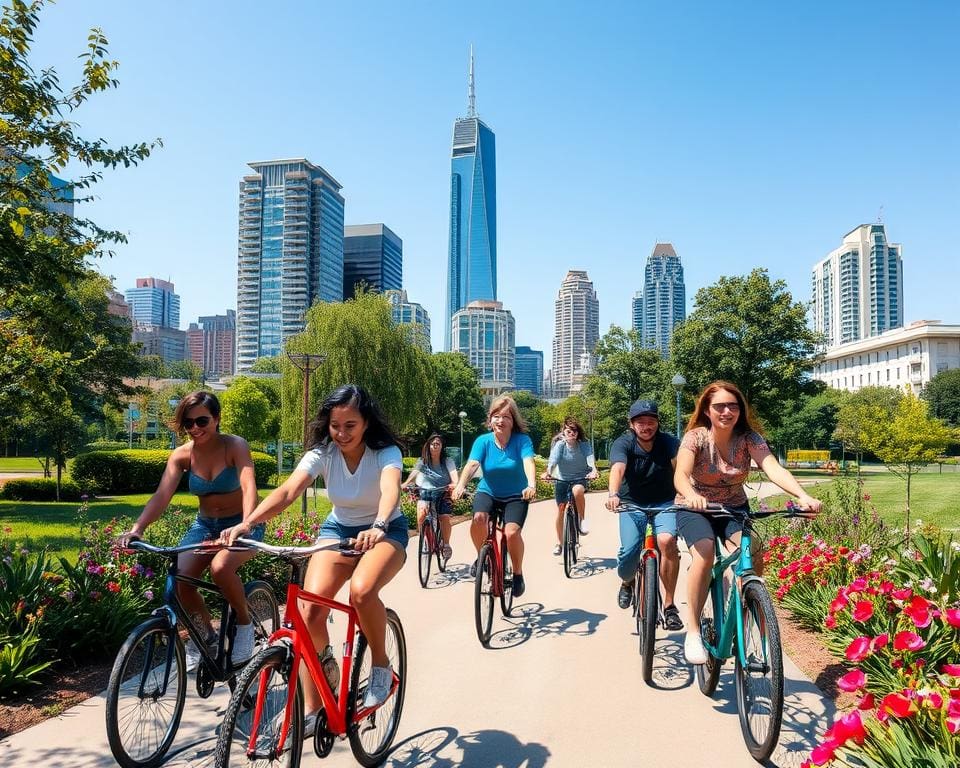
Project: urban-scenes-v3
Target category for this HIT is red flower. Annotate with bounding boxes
[881,691,918,718]
[941,663,960,677]
[810,740,839,765]
[831,711,866,747]
[845,636,872,662]
[106,581,121,594]
[857,692,875,710]
[838,669,866,692]
[877,581,894,595]
[824,614,837,629]
[945,608,960,628]
[850,577,868,592]
[829,595,848,614]
[903,596,933,628]
[872,633,889,651]
[852,600,874,622]
[893,631,926,652]
[891,587,913,601]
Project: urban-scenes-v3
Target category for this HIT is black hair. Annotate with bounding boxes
[306,384,402,451]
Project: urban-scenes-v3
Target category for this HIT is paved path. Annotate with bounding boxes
[1,493,834,768]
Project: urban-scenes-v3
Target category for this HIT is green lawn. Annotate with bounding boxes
[0,456,46,472]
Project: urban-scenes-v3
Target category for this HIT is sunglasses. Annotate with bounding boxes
[182,416,212,429]
[710,402,741,413]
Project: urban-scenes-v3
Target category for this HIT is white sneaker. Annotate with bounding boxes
[232,622,255,664]
[362,665,393,709]
[552,544,562,556]
[184,638,202,673]
[274,709,318,753]
[684,632,708,665]
[579,518,590,535]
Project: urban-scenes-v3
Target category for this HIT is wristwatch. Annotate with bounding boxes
[372,519,388,531]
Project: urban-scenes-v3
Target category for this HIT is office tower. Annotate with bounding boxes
[236,159,345,372]
[132,325,186,363]
[445,49,497,349]
[514,346,543,397]
[125,277,180,329]
[631,291,643,335]
[342,224,402,299]
[551,270,600,399]
[451,300,514,395]
[639,243,686,357]
[187,310,236,378]
[812,224,904,348]
[385,289,431,353]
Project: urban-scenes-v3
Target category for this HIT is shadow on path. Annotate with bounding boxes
[388,726,550,767]
[487,603,607,650]
[567,555,616,579]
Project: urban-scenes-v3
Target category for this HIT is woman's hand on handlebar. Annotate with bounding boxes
[354,526,385,551]
[219,522,251,546]
[587,469,599,480]
[683,493,709,512]
[522,485,536,501]
[539,471,551,481]
[451,485,466,501]
[115,529,143,550]
[794,493,822,517]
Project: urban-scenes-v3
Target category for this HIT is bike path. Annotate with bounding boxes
[0,493,834,767]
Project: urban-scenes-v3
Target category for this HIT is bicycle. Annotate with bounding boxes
[473,497,518,647]
[215,537,407,768]
[106,539,279,768]
[691,503,810,761]
[553,478,588,579]
[415,488,449,588]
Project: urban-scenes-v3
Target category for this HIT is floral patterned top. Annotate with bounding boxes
[675,426,772,508]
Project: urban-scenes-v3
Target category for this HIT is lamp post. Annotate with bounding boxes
[287,352,326,517]
[671,374,686,437]
[458,410,467,466]
[168,397,180,450]
[584,405,596,453]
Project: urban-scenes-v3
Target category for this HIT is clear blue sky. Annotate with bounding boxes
[31,0,960,368]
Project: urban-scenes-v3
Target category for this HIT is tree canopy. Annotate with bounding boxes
[417,352,485,451]
[922,368,960,427]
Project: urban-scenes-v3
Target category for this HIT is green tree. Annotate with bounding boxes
[280,293,434,442]
[670,268,820,428]
[1,0,159,421]
[862,388,953,535]
[250,356,282,374]
[220,377,272,444]
[834,386,903,476]
[505,390,548,455]
[769,388,842,453]
[166,359,203,383]
[922,368,960,427]
[419,352,485,456]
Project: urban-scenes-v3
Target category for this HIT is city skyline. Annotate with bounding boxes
[34,2,959,370]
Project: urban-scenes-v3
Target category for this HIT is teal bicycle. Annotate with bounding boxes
[692,503,810,762]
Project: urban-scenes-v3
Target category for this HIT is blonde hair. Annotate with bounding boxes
[487,395,528,433]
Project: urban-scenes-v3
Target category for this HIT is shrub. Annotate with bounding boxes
[80,441,128,452]
[0,477,82,501]
[0,623,55,697]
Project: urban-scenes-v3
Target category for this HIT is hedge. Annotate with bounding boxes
[71,450,277,494]
[0,477,82,502]
[81,441,128,453]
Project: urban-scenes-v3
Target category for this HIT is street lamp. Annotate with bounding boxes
[168,397,180,450]
[287,352,326,517]
[671,374,686,437]
[584,405,596,453]
[458,410,467,466]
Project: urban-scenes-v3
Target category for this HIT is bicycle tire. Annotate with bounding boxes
[435,514,447,574]
[640,554,659,684]
[348,608,407,767]
[695,578,722,696]
[245,580,281,650]
[500,539,514,617]
[417,519,432,588]
[562,508,576,578]
[474,544,495,646]
[105,617,185,768]
[735,581,784,761]
[215,644,303,768]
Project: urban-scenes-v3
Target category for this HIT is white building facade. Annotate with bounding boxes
[811,321,960,394]
[451,300,515,395]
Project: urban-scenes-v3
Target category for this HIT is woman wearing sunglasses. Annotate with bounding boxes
[674,380,821,665]
[117,390,264,670]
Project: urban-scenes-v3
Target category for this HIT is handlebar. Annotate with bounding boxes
[234,537,362,559]
[123,539,244,556]
[682,503,816,519]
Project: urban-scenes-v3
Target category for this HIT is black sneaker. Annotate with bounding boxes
[512,573,525,598]
[663,604,684,631]
[617,582,632,610]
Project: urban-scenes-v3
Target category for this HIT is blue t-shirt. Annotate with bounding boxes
[468,432,535,498]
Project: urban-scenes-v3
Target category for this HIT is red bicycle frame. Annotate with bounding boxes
[484,512,508,598]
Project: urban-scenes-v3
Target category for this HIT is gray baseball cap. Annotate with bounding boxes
[628,399,659,419]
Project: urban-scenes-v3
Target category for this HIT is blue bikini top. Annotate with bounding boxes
[188,465,241,496]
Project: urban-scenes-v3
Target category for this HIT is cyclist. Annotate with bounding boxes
[604,399,684,630]
[452,395,536,598]
[221,384,407,737]
[401,433,459,561]
[116,391,265,670]
[541,416,598,556]
[674,380,822,665]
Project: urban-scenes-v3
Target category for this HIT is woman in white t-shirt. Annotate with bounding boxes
[401,433,459,561]
[222,384,406,731]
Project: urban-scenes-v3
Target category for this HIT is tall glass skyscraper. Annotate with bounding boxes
[638,243,686,358]
[236,159,345,372]
[343,223,402,299]
[446,51,497,349]
[125,277,180,328]
[514,346,543,397]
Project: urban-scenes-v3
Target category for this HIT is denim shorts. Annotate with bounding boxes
[415,488,453,515]
[179,513,265,546]
[319,515,409,550]
[554,479,588,504]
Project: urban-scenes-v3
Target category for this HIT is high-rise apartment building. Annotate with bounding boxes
[551,270,599,399]
[637,243,686,358]
[631,292,643,336]
[514,346,543,397]
[343,224,402,299]
[132,325,186,363]
[445,50,497,349]
[811,224,903,348]
[385,289,431,353]
[236,159,345,372]
[125,278,180,329]
[186,311,236,378]
[451,300,514,395]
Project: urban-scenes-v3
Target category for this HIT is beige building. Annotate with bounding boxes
[551,270,599,399]
[811,320,960,394]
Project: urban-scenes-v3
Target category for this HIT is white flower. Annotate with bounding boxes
[951,542,960,552]
[919,577,936,593]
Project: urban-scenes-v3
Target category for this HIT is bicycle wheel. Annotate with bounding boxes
[735,581,784,761]
[348,608,407,767]
[246,580,280,649]
[215,644,303,768]
[696,578,723,696]
[474,543,495,646]
[640,554,659,684]
[562,508,576,578]
[106,617,185,768]
[417,519,432,588]
[435,516,447,574]
[500,542,514,617]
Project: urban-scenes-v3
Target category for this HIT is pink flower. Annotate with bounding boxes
[850,577,868,592]
[891,587,913,601]
[903,596,933,628]
[872,633,889,651]
[810,740,839,765]
[945,608,960,628]
[941,663,960,677]
[881,691,918,718]
[857,692,875,710]
[845,636,872,662]
[824,614,837,629]
[829,595,848,614]
[852,600,874,622]
[893,631,926,652]
[838,669,867,692]
[831,711,867,747]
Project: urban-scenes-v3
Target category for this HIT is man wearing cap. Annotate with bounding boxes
[605,399,683,630]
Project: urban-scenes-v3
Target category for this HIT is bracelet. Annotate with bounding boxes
[372,519,387,531]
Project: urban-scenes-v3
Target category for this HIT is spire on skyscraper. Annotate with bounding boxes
[468,45,476,117]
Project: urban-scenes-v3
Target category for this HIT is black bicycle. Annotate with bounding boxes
[416,488,449,588]
[105,539,279,768]
[550,478,587,578]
